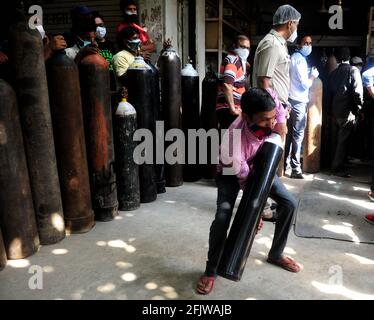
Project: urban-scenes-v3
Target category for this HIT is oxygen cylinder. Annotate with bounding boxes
[201,69,219,179]
[125,56,157,203]
[46,51,95,233]
[0,79,39,259]
[181,63,201,182]
[147,61,166,194]
[78,53,118,222]
[303,78,323,174]
[115,97,141,211]
[8,22,65,245]
[0,228,6,270]
[217,134,284,281]
[158,40,183,187]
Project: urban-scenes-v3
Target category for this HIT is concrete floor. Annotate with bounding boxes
[0,170,373,300]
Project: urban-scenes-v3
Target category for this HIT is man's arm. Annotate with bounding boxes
[257,76,271,89]
[223,83,241,115]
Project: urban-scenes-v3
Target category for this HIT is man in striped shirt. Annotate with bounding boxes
[216,35,251,129]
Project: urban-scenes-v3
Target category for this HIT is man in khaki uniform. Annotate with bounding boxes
[253,4,301,221]
[253,4,301,139]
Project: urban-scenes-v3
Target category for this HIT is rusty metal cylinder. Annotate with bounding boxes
[181,63,201,182]
[125,57,157,203]
[78,53,118,222]
[303,78,323,174]
[201,69,219,179]
[158,42,183,187]
[114,98,141,211]
[8,22,65,245]
[46,51,95,233]
[0,227,6,270]
[0,79,39,259]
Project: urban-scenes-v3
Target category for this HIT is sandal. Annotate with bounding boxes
[196,275,216,295]
[267,256,302,273]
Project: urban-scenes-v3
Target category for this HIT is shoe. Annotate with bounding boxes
[368,192,374,202]
[364,214,374,225]
[196,275,216,295]
[267,256,302,273]
[290,172,304,179]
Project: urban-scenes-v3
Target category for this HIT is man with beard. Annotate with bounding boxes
[117,0,156,60]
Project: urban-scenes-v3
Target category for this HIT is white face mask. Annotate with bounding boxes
[234,48,250,61]
[35,25,46,39]
[125,10,137,16]
[96,26,107,39]
[287,28,298,43]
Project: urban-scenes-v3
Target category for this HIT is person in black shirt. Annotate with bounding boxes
[93,11,116,91]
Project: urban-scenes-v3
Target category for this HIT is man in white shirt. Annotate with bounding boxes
[286,35,319,179]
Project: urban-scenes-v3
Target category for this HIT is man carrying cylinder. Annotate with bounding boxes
[196,88,301,295]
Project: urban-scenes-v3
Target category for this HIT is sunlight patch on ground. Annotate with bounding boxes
[345,253,374,265]
[108,240,136,253]
[42,266,54,273]
[96,241,107,247]
[116,261,133,269]
[322,224,360,243]
[97,283,116,293]
[121,272,137,282]
[151,295,166,300]
[145,282,158,290]
[7,259,30,268]
[52,249,68,255]
[353,186,370,192]
[312,281,374,300]
[319,192,374,210]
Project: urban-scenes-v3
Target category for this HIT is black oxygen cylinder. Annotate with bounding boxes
[0,228,6,270]
[200,69,219,179]
[125,57,157,203]
[158,40,183,187]
[79,53,119,222]
[181,63,201,182]
[217,134,284,281]
[8,22,65,245]
[0,79,40,259]
[147,61,166,194]
[115,97,141,211]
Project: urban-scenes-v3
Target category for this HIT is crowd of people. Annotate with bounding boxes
[197,4,374,295]
[0,0,155,91]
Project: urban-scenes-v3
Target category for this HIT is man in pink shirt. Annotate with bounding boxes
[196,88,301,295]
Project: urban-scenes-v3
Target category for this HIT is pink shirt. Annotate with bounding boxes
[218,88,286,190]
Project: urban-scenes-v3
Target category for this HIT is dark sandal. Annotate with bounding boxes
[267,256,301,273]
[196,275,215,295]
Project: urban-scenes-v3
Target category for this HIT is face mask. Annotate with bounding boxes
[234,48,250,61]
[77,37,91,48]
[35,25,45,39]
[287,28,298,43]
[299,45,312,57]
[124,11,139,23]
[249,123,272,139]
[126,39,141,52]
[96,26,107,39]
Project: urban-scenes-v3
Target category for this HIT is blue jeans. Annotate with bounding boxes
[205,174,297,277]
[285,98,308,174]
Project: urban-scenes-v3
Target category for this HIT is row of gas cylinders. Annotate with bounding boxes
[0,22,220,270]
